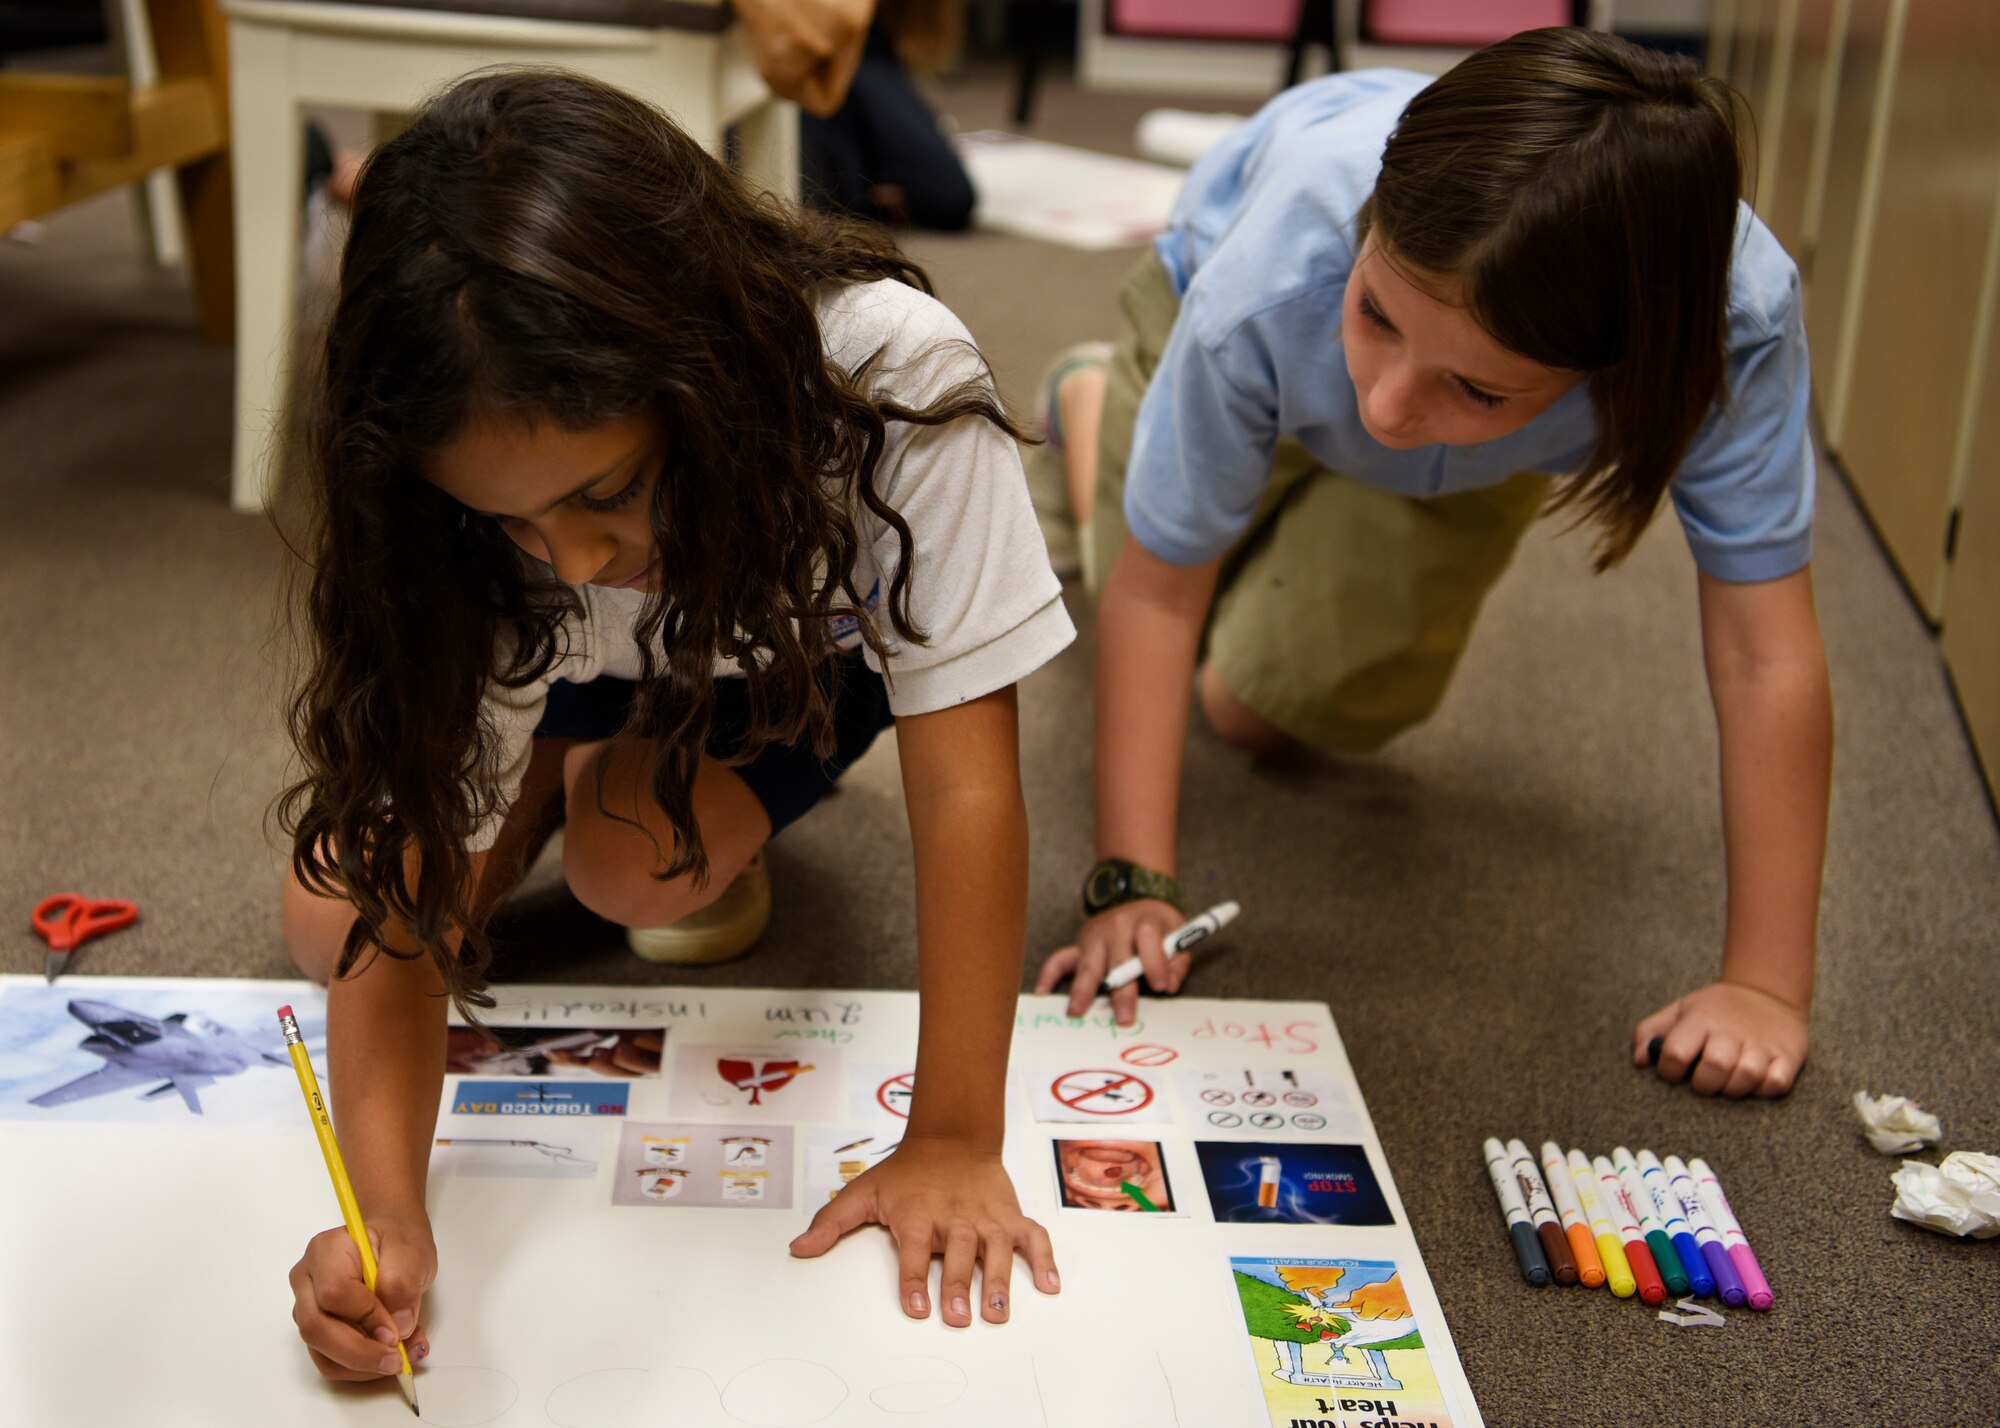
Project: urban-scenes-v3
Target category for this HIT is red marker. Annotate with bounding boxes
[1595,1153,1667,1305]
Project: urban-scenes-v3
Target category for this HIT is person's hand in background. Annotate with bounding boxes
[735,0,874,117]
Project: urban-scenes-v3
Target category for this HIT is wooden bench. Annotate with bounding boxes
[0,0,233,344]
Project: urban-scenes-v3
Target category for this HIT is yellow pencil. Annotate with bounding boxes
[278,1005,420,1416]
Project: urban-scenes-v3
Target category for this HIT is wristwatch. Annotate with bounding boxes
[1082,858,1187,917]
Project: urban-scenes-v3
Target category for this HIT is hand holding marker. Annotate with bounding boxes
[1101,900,1241,992]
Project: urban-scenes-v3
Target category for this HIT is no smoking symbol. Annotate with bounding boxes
[1050,1069,1155,1116]
[875,1073,915,1119]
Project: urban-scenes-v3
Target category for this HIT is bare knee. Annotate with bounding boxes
[281,865,354,986]
[1198,665,1297,756]
[563,832,730,928]
[560,759,729,928]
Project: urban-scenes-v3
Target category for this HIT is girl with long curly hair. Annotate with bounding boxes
[278,69,1069,1383]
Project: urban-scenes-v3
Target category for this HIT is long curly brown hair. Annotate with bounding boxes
[280,69,1017,1014]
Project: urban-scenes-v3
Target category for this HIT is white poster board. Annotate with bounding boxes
[957,133,1187,251]
[0,975,1482,1427]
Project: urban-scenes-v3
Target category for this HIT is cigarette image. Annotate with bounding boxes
[1258,1155,1282,1208]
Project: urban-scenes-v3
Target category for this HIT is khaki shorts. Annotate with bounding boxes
[1085,251,1550,755]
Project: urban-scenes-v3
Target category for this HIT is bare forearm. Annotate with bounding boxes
[898,691,1030,1152]
[906,784,1025,1151]
[1094,538,1220,870]
[1711,643,1831,1011]
[327,938,449,1220]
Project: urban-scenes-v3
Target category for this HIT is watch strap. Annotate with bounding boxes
[1083,858,1187,916]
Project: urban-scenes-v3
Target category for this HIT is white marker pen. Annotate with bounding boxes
[1102,900,1242,991]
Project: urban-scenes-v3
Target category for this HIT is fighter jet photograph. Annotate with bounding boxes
[0,980,325,1124]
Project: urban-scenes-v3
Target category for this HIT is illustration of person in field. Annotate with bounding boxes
[1233,1260,1425,1395]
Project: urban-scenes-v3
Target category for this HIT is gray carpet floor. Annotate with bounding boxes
[3,64,1996,1426]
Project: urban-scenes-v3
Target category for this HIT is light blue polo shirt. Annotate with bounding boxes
[1136,69,1815,584]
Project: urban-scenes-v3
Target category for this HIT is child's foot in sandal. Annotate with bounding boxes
[626,852,771,965]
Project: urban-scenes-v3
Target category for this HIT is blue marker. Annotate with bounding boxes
[1665,1155,1747,1307]
[1637,1149,1714,1298]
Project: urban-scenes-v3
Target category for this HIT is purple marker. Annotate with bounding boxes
[1664,1155,1746,1307]
[1689,1157,1773,1310]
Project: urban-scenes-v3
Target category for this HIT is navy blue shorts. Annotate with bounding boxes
[531,651,894,835]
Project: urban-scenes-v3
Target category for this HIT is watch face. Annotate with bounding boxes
[1086,864,1126,910]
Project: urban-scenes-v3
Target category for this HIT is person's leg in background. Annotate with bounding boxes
[1200,467,1552,757]
[801,25,975,231]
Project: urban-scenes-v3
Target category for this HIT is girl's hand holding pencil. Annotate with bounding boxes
[289,1213,436,1382]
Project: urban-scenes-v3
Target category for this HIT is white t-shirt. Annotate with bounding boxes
[468,278,1074,850]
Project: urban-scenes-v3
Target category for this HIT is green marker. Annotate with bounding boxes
[1119,1179,1161,1212]
[1613,1146,1690,1296]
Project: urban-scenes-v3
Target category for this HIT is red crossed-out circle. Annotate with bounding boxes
[1050,1069,1155,1116]
[1119,1043,1180,1068]
[876,1072,915,1119]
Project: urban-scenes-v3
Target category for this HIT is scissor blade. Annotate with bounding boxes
[44,951,63,983]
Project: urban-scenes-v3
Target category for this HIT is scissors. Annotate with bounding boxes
[32,893,139,983]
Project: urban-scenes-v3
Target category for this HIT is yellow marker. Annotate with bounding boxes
[278,1006,420,1416]
[1566,1146,1637,1298]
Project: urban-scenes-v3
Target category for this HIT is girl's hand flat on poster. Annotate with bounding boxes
[1035,898,1190,1026]
[289,1211,436,1380]
[788,1134,1060,1326]
[1633,980,1808,1098]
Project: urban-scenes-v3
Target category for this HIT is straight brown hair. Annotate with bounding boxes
[1359,27,1746,570]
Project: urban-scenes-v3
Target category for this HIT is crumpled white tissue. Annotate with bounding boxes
[1890,1152,2000,1239]
[1853,1090,1942,1154]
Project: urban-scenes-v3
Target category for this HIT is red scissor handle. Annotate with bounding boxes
[32,893,139,952]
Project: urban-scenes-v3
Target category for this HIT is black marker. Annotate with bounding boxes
[1484,1137,1551,1286]
[1646,1036,1702,1082]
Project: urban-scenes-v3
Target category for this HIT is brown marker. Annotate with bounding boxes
[1507,1138,1579,1285]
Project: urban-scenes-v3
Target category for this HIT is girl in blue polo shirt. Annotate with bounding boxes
[1032,28,1828,1100]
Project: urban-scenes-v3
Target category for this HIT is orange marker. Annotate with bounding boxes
[1567,1147,1637,1298]
[1539,1142,1606,1288]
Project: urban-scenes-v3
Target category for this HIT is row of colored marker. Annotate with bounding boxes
[1482,1138,1773,1310]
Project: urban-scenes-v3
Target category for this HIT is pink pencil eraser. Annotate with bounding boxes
[278,1004,293,1018]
